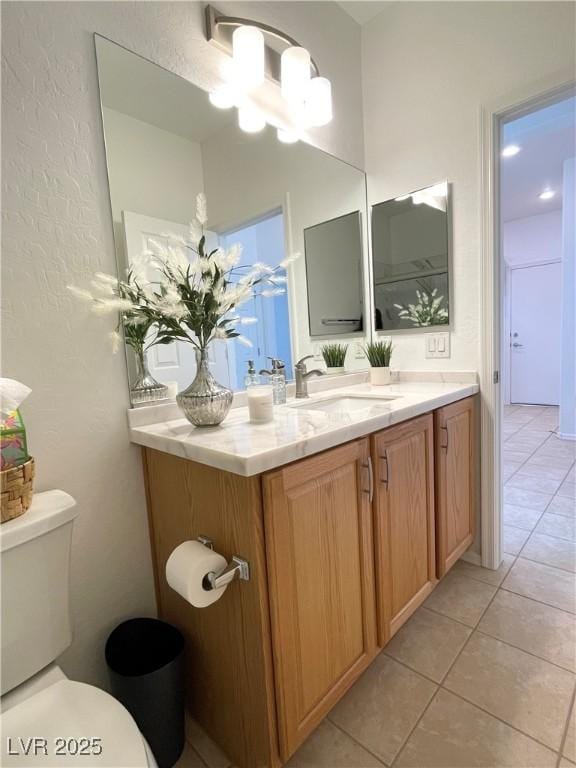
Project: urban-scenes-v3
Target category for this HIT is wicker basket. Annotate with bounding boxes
[1,457,35,524]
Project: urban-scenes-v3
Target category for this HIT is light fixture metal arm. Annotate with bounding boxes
[205,4,320,82]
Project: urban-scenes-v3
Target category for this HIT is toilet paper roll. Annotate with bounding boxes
[166,540,228,608]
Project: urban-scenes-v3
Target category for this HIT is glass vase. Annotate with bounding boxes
[130,348,169,405]
[176,347,233,427]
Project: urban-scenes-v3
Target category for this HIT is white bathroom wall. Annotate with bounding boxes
[362,1,576,371]
[1,1,363,688]
[503,211,563,267]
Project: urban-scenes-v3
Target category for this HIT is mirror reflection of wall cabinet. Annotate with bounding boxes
[94,35,370,405]
[371,182,451,332]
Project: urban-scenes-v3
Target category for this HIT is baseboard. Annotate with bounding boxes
[459,550,482,566]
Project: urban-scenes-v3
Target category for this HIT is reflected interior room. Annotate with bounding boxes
[1,3,575,768]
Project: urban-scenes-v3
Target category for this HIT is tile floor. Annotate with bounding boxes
[177,405,576,768]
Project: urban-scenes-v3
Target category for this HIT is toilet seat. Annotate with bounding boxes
[1,678,155,767]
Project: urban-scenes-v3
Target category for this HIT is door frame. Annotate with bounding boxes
[505,259,562,406]
[479,75,575,569]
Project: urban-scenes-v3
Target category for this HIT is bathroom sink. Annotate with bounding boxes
[288,395,398,414]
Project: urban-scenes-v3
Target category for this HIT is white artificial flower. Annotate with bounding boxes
[239,316,258,325]
[90,278,115,296]
[196,193,208,225]
[261,288,286,298]
[67,285,93,302]
[91,298,135,315]
[94,272,119,286]
[213,327,228,340]
[189,219,203,246]
[279,251,301,269]
[224,243,242,269]
[252,261,275,274]
[271,275,287,285]
[236,335,253,348]
[109,330,122,354]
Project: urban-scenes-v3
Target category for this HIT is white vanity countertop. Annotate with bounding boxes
[129,379,479,476]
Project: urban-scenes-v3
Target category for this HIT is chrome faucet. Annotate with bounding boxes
[295,355,324,398]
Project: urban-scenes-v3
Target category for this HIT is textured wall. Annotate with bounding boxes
[362,1,575,371]
[1,1,363,686]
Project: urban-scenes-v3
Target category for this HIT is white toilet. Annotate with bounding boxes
[1,490,158,767]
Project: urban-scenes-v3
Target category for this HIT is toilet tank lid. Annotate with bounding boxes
[1,490,77,552]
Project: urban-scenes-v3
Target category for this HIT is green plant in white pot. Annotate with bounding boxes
[364,340,393,386]
[320,343,348,374]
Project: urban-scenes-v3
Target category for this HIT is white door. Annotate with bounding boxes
[510,262,562,405]
[122,211,231,392]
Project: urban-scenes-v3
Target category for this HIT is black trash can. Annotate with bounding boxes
[105,618,185,768]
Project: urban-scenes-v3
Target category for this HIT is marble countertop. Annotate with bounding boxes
[129,378,479,476]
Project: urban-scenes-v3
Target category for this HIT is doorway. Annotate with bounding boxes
[498,93,575,564]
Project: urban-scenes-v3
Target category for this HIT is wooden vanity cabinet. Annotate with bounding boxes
[371,414,437,645]
[435,396,477,577]
[262,438,378,760]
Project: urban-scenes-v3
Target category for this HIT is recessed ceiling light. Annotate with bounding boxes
[539,189,556,200]
[502,144,521,158]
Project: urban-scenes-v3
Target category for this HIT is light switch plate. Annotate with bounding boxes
[425,332,450,359]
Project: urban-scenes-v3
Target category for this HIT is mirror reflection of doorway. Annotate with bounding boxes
[220,211,293,388]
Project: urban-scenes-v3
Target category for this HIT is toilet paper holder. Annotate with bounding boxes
[197,536,250,590]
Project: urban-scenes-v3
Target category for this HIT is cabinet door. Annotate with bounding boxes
[372,414,436,646]
[435,396,477,577]
[263,439,377,761]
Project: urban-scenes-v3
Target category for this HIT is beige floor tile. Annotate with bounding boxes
[530,454,575,470]
[518,463,571,481]
[559,481,576,499]
[565,699,576,762]
[423,572,496,627]
[478,590,576,671]
[452,553,515,586]
[507,474,563,495]
[504,486,553,511]
[503,465,520,481]
[176,742,207,768]
[504,450,535,464]
[286,721,384,767]
[186,718,231,768]
[395,689,557,768]
[522,532,576,573]
[503,504,542,531]
[504,524,531,555]
[329,654,436,765]
[535,513,576,542]
[559,759,576,768]
[566,466,576,483]
[384,607,471,682]
[444,633,575,749]
[548,495,576,518]
[502,558,576,614]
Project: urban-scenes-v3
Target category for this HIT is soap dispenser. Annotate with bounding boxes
[269,358,287,405]
[244,360,258,389]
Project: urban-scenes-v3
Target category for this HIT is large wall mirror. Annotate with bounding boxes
[95,35,369,404]
[371,182,451,332]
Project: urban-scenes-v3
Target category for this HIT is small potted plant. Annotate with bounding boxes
[321,343,348,374]
[364,340,393,385]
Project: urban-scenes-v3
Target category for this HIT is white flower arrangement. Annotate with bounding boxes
[68,193,297,355]
[394,288,449,327]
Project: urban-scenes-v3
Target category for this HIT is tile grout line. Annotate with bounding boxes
[555,682,576,768]
[326,716,389,767]
[389,560,516,767]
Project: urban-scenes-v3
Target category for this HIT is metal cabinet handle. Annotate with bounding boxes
[512,342,523,348]
[380,452,389,489]
[361,457,374,503]
[440,425,449,450]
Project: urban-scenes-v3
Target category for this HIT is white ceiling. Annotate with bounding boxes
[501,96,575,222]
[337,1,392,25]
[96,37,231,144]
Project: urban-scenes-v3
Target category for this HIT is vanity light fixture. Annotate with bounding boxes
[538,188,556,200]
[502,144,521,158]
[205,5,333,140]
